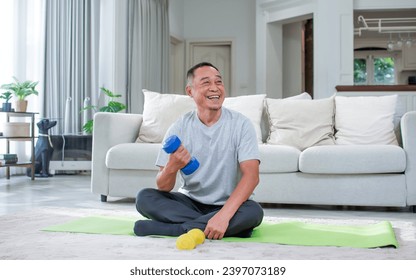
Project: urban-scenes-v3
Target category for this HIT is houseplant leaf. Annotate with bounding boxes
[81,87,126,133]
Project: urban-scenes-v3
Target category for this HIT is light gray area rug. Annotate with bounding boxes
[0,207,415,260]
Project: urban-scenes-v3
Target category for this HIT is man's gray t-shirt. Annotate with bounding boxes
[156,107,260,205]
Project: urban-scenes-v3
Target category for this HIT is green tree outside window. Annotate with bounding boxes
[374,57,395,85]
[354,59,367,85]
[354,56,395,85]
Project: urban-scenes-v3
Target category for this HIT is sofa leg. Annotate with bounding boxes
[101,195,107,202]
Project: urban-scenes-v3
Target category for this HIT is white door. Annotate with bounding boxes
[187,42,233,95]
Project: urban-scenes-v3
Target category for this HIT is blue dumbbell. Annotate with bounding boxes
[162,135,199,175]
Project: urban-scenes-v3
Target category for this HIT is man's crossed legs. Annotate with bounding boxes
[134,188,264,238]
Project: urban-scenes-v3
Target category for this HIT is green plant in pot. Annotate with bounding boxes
[0,91,13,112]
[1,77,39,112]
[81,87,126,134]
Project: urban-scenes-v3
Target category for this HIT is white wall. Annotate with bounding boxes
[283,22,303,97]
[256,0,416,99]
[353,0,416,10]
[168,0,185,93]
[256,0,354,99]
[180,0,257,96]
[100,0,416,104]
[102,0,257,100]
[169,0,184,40]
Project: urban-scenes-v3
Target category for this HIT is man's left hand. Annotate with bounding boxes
[204,213,229,240]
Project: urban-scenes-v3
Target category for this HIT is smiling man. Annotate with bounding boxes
[134,62,263,239]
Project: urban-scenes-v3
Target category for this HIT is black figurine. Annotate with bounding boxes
[27,119,57,177]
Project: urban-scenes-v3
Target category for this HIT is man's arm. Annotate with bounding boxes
[204,159,260,239]
[156,145,191,192]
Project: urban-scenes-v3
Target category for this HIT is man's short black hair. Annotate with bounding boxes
[186,62,219,85]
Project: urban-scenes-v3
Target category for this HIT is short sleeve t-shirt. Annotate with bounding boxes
[156,107,260,205]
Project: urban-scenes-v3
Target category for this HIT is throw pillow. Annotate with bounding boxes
[334,95,398,145]
[265,96,335,150]
[261,92,312,142]
[223,94,266,143]
[285,92,312,100]
[136,89,195,143]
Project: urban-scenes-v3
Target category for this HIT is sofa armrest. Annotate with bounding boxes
[91,112,143,199]
[401,111,416,206]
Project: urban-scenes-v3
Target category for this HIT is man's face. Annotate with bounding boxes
[186,66,226,112]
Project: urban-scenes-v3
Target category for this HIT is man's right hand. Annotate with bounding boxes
[168,145,192,172]
[156,145,191,192]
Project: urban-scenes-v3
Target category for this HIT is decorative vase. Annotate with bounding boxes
[15,100,28,112]
[2,102,12,112]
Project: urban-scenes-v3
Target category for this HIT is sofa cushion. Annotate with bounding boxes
[106,143,161,170]
[265,96,335,151]
[261,92,312,142]
[335,95,398,145]
[136,90,266,144]
[299,145,406,174]
[259,144,300,173]
[136,89,195,143]
[286,92,312,100]
[223,94,266,143]
[107,143,301,173]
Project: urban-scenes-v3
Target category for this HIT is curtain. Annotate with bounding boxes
[127,0,170,113]
[43,0,100,134]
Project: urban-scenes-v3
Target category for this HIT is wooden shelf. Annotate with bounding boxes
[0,162,32,167]
[0,111,38,180]
[0,136,35,140]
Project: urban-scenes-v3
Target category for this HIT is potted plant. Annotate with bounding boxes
[0,91,13,112]
[81,87,126,134]
[1,77,39,112]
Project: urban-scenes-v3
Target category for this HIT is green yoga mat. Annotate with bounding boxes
[42,216,398,249]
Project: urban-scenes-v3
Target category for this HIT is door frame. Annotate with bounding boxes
[170,35,186,93]
[185,38,235,96]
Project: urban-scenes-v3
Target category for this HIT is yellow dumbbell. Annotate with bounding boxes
[176,228,206,250]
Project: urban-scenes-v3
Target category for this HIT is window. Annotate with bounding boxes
[354,52,397,85]
[354,58,367,85]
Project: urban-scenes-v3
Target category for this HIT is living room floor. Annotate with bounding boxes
[0,173,414,222]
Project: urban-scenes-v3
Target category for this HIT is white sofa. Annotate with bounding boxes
[91,92,416,212]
